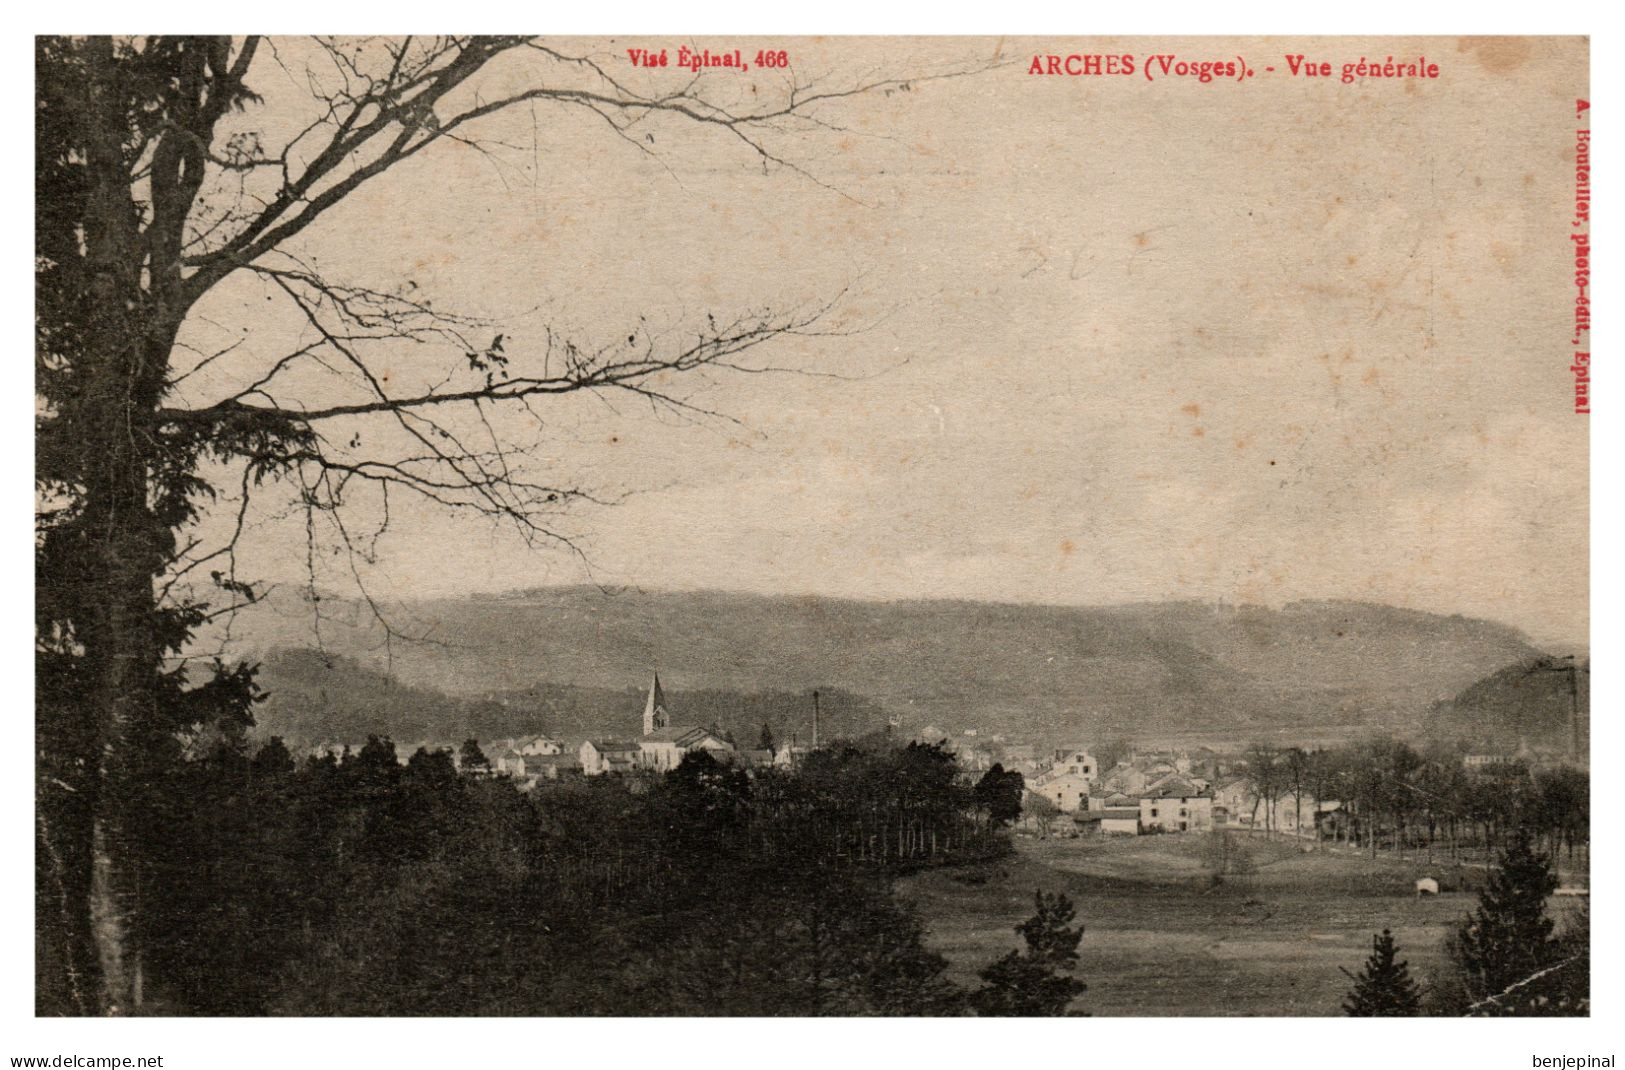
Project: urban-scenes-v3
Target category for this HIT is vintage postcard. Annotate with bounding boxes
[34,35,1589,1027]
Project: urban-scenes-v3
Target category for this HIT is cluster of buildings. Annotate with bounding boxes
[306,682,1354,840]
[305,678,1581,839]
[481,701,1301,839]
[1011,736,1581,839]
[306,674,805,790]
[1014,745,1338,838]
[474,675,799,789]
[1021,748,1221,836]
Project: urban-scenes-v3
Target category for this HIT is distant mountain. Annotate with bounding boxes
[251,648,887,751]
[230,586,1551,749]
[1425,656,1590,752]
[250,648,509,747]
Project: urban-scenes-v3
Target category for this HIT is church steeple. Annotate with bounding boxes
[643,673,669,735]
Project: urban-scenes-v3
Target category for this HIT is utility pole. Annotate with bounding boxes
[812,689,821,748]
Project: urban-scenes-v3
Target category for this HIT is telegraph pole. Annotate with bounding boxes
[812,689,821,748]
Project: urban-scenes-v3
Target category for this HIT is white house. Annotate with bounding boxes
[1032,771,1094,813]
[1051,749,1098,780]
[1212,778,1253,826]
[494,733,567,777]
[513,734,564,757]
[580,739,641,776]
[1027,747,1100,813]
[1138,779,1213,833]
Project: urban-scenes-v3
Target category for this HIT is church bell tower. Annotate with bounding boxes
[642,673,669,735]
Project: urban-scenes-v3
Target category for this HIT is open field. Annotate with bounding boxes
[895,832,1585,1016]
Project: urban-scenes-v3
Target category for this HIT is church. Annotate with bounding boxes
[635,673,735,772]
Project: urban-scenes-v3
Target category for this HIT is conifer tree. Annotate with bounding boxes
[1343,929,1421,1016]
[971,891,1088,1016]
[1451,827,1561,1013]
[459,738,492,776]
[974,764,1026,828]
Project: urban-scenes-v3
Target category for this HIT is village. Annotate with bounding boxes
[305,671,1588,847]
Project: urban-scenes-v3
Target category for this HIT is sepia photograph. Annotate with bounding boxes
[30,29,1592,1031]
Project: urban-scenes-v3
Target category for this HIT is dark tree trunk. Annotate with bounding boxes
[49,38,194,1015]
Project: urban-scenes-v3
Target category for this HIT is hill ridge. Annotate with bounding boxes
[231,585,1547,747]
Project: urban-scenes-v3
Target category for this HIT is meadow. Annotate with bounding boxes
[896,831,1584,1016]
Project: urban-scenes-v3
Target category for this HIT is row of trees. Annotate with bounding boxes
[88,727,1085,1016]
[1343,829,1588,1016]
[1240,739,1588,865]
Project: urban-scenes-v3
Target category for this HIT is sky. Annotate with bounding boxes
[174,36,1590,648]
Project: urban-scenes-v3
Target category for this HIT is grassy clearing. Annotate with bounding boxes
[895,832,1583,1017]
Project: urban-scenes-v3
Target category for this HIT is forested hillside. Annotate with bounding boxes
[233,587,1549,745]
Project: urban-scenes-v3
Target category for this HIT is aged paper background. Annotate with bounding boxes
[26,28,1597,1042]
[174,36,1589,648]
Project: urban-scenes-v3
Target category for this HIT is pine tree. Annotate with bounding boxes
[459,738,492,776]
[1447,827,1569,1015]
[971,891,1088,1016]
[974,764,1025,828]
[1343,929,1420,1016]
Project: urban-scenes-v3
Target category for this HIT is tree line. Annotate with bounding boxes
[51,723,1090,1016]
[1239,739,1587,865]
